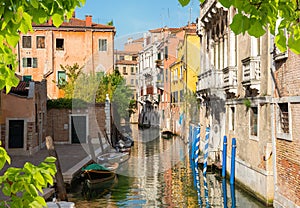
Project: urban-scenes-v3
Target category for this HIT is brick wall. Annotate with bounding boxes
[274,51,300,206]
[47,105,106,143]
[275,52,300,97]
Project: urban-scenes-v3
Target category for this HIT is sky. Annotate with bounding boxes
[75,0,200,49]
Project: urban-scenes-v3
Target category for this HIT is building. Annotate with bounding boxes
[170,24,200,136]
[0,77,47,155]
[114,38,143,123]
[137,27,185,128]
[272,48,300,207]
[16,13,115,99]
[197,0,274,205]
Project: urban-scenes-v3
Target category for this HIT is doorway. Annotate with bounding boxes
[8,120,24,148]
[71,115,87,144]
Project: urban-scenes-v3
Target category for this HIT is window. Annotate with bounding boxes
[22,58,37,68]
[277,103,292,140]
[23,75,32,82]
[180,90,184,102]
[123,67,127,74]
[99,39,107,51]
[250,106,258,136]
[57,71,66,86]
[131,79,134,85]
[56,38,64,50]
[131,67,134,74]
[229,107,235,131]
[22,36,32,48]
[115,66,119,71]
[119,56,124,60]
[36,36,45,48]
[164,46,168,59]
[279,103,289,133]
[132,56,137,61]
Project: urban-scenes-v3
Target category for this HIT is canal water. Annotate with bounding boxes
[68,125,266,207]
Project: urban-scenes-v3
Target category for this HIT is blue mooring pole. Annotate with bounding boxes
[222,136,227,178]
[203,127,210,206]
[230,138,236,184]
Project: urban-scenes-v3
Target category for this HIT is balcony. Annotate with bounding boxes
[242,56,261,93]
[197,67,223,93]
[223,66,237,96]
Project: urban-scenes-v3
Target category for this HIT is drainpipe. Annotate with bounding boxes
[270,35,277,198]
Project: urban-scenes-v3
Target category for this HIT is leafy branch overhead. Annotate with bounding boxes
[178,0,300,54]
[0,0,86,92]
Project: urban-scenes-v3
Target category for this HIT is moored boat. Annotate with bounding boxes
[96,151,130,164]
[81,164,117,190]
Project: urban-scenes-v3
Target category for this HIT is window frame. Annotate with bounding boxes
[229,106,235,131]
[99,39,107,51]
[57,71,67,86]
[56,38,64,50]
[22,36,32,48]
[276,102,292,141]
[36,36,45,49]
[22,57,38,68]
[249,105,259,140]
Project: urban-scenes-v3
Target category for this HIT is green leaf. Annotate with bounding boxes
[30,0,39,9]
[178,0,190,7]
[230,13,250,35]
[248,20,266,38]
[219,0,233,8]
[28,184,38,197]
[275,30,287,52]
[34,172,45,186]
[44,156,57,163]
[2,183,11,196]
[288,35,300,54]
[29,201,43,208]
[52,13,64,27]
[34,196,46,207]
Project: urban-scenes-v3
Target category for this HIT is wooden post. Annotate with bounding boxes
[87,135,96,161]
[46,136,68,201]
[97,132,104,153]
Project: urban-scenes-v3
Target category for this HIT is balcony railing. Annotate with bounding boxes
[242,56,261,92]
[197,66,223,92]
[223,66,237,94]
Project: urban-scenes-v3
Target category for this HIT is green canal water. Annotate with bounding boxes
[68,125,267,207]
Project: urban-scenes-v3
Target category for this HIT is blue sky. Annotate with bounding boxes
[75,0,199,49]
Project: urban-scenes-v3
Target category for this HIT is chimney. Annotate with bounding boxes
[48,17,53,26]
[72,11,75,18]
[85,15,92,27]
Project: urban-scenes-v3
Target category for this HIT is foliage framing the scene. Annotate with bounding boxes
[0,0,86,92]
[0,0,85,207]
[179,0,300,54]
[0,143,57,208]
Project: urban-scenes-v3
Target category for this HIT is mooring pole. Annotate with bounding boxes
[87,135,96,161]
[222,178,228,208]
[230,138,236,185]
[46,136,68,201]
[203,127,210,206]
[230,183,236,208]
[222,135,227,178]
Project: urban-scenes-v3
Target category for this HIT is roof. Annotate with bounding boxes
[32,17,115,30]
[116,60,138,65]
[9,81,29,96]
[149,27,183,33]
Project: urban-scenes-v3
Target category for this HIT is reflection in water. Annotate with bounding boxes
[68,125,266,207]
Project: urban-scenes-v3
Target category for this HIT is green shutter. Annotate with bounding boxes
[22,58,27,67]
[58,71,66,85]
[33,58,37,68]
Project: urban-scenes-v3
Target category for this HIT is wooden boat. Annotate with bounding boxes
[96,151,130,164]
[81,164,117,189]
[161,128,174,139]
